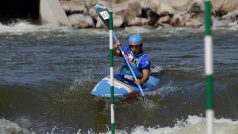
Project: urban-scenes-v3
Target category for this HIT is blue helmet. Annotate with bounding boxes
[128,34,143,46]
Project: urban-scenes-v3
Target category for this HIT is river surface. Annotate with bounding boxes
[0,22,238,134]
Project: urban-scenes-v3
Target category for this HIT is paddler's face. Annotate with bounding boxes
[129,45,142,55]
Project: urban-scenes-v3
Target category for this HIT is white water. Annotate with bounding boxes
[0,21,237,37]
[0,118,36,134]
[0,21,73,34]
[1,115,238,134]
[1,20,238,134]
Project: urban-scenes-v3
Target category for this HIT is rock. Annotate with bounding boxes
[141,18,150,25]
[171,13,184,26]
[140,0,161,14]
[96,16,106,28]
[125,16,144,26]
[114,15,124,27]
[184,18,203,28]
[127,2,141,17]
[114,1,141,17]
[88,6,97,19]
[141,8,160,26]
[158,2,176,14]
[58,0,238,29]
[114,0,130,3]
[60,0,88,16]
[155,21,172,28]
[158,15,171,24]
[187,0,204,14]
[68,14,94,28]
[214,5,228,18]
[222,10,238,22]
[212,0,238,13]
[163,0,193,11]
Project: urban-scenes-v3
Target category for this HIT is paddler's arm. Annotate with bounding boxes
[134,69,150,85]
[114,40,122,56]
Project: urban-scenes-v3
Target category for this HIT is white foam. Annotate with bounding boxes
[0,21,73,34]
[0,118,35,134]
[102,115,238,134]
[2,116,238,134]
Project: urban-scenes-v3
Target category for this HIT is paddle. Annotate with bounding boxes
[94,3,145,97]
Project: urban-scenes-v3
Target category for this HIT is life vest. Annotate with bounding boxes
[120,47,147,80]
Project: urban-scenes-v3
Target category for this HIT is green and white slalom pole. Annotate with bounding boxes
[109,8,115,134]
[204,0,214,134]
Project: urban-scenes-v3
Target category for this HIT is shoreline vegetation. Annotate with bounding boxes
[59,0,238,29]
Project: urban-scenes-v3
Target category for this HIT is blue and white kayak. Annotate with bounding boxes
[91,74,160,99]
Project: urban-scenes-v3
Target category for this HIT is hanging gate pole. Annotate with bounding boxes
[109,8,115,134]
[204,0,214,134]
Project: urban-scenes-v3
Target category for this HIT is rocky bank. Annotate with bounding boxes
[59,0,238,28]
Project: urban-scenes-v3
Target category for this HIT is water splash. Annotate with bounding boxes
[2,115,238,134]
[146,80,180,99]
[151,65,164,73]
[69,69,96,91]
[0,118,35,134]
[0,21,73,34]
[103,115,238,134]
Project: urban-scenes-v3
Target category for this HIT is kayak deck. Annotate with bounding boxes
[91,74,160,99]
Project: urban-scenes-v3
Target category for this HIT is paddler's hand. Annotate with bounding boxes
[114,40,121,56]
[134,79,143,85]
[114,40,121,48]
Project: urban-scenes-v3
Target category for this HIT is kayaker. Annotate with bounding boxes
[114,34,151,85]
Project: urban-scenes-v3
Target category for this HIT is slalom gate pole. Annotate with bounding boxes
[109,7,115,134]
[204,0,214,134]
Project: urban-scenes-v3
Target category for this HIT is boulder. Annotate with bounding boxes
[170,13,184,26]
[96,16,106,28]
[184,18,203,28]
[88,6,97,19]
[125,16,145,26]
[127,2,142,17]
[113,1,141,17]
[162,0,193,11]
[212,0,238,13]
[114,15,124,27]
[158,15,171,24]
[68,14,94,28]
[222,10,238,22]
[187,0,204,14]
[158,2,176,14]
[139,0,161,13]
[141,8,160,25]
[60,0,88,16]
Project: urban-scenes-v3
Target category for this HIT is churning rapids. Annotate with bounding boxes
[0,22,238,134]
